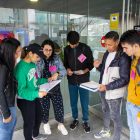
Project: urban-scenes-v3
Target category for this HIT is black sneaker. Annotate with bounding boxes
[83,122,90,133]
[70,119,79,130]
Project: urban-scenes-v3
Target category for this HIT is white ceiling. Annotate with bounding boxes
[0,0,139,19]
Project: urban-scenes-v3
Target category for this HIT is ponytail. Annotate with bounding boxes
[21,46,28,59]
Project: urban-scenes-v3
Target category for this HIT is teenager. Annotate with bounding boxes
[14,43,49,140]
[94,31,131,140]
[0,37,21,140]
[35,40,68,135]
[64,31,94,133]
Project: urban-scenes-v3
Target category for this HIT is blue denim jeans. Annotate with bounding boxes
[0,107,17,140]
[126,101,140,140]
[68,83,89,122]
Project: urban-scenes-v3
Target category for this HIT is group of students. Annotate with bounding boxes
[0,30,140,140]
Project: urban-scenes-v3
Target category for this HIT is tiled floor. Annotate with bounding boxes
[13,111,129,140]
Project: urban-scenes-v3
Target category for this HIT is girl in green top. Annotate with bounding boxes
[14,43,50,140]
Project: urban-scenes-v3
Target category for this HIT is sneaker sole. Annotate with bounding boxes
[70,123,79,130]
[70,126,77,130]
[58,127,68,136]
[44,129,51,135]
[44,132,51,135]
[33,137,47,140]
[94,134,111,139]
[84,129,91,134]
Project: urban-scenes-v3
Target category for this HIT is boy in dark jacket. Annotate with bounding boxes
[93,31,131,140]
[64,31,94,133]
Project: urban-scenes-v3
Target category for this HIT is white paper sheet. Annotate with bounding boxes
[69,70,84,74]
[39,80,61,92]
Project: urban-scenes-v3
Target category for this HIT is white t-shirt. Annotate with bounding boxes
[102,51,116,85]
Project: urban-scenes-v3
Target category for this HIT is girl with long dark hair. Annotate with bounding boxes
[0,37,21,140]
[35,40,68,136]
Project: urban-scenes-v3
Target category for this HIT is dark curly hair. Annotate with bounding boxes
[41,39,56,64]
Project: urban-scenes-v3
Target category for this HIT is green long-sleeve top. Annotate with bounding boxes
[14,60,48,101]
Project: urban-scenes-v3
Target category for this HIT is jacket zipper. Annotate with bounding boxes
[0,106,4,118]
[4,85,8,92]
[1,85,9,118]
[0,72,17,119]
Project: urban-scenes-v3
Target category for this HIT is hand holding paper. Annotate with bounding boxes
[38,91,48,98]
[67,68,73,76]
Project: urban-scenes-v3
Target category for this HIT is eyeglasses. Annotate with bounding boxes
[44,49,52,53]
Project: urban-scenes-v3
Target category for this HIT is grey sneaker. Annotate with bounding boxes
[94,129,111,139]
[33,134,47,140]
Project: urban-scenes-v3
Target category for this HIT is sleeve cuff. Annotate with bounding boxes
[96,66,101,72]
[137,111,140,118]
[41,78,48,84]
[88,67,93,71]
[58,71,63,77]
[3,111,11,119]
[34,91,39,98]
[106,84,111,90]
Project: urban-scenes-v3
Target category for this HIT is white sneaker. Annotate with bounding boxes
[58,124,68,135]
[44,124,51,135]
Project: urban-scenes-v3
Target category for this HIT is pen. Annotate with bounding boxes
[48,80,51,83]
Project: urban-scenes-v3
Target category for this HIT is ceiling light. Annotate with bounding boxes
[30,0,38,2]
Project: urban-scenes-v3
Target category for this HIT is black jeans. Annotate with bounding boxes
[17,98,43,140]
[100,91,122,140]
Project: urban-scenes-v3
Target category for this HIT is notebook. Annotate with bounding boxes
[80,81,101,92]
